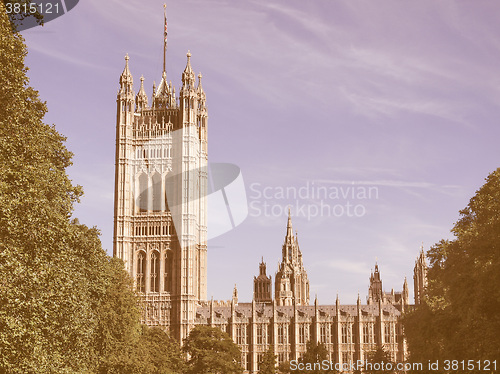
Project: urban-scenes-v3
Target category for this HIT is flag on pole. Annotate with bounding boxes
[164,7,168,46]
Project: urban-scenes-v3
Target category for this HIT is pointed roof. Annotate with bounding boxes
[155,71,170,97]
[138,76,147,96]
[181,50,196,88]
[119,54,133,88]
[184,50,193,74]
[286,207,293,238]
[197,72,204,93]
[121,54,131,77]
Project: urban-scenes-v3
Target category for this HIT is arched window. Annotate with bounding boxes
[152,173,162,212]
[137,251,146,293]
[164,250,172,293]
[138,173,148,212]
[150,251,160,292]
[164,174,174,212]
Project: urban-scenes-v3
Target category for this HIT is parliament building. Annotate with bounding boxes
[113,16,427,373]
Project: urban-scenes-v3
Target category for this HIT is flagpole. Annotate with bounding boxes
[163,3,167,75]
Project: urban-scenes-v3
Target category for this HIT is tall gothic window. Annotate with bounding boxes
[152,173,162,212]
[236,325,245,345]
[384,323,391,344]
[341,323,352,344]
[150,251,160,292]
[278,325,284,344]
[164,250,172,292]
[299,324,306,344]
[257,325,264,345]
[363,323,374,344]
[138,173,148,212]
[363,324,369,344]
[164,174,174,212]
[320,324,329,344]
[137,251,146,293]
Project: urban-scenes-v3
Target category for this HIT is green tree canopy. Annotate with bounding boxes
[0,6,184,373]
[183,326,243,374]
[403,168,500,373]
[294,340,336,374]
[258,347,277,374]
[363,346,394,374]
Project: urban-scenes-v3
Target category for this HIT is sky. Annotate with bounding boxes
[22,0,500,304]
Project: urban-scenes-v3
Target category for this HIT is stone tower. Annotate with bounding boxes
[253,258,272,303]
[113,10,207,342]
[275,210,310,306]
[413,246,427,305]
[367,263,383,303]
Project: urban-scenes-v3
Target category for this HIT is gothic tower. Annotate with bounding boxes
[367,263,383,304]
[113,9,207,342]
[275,210,310,306]
[413,246,427,305]
[253,258,272,303]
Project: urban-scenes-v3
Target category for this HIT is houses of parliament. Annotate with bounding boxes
[113,12,428,373]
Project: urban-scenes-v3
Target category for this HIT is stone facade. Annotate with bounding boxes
[113,14,429,373]
[193,214,422,373]
[113,47,208,342]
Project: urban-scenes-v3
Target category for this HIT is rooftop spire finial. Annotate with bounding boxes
[122,53,130,76]
[286,207,293,238]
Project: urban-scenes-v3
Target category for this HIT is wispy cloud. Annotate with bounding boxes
[323,259,370,276]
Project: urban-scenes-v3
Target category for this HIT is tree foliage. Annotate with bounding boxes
[0,6,183,373]
[403,168,500,373]
[183,326,243,374]
[294,340,336,374]
[363,346,394,374]
[258,347,277,374]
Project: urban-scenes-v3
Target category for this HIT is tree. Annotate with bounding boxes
[258,347,277,374]
[0,5,100,371]
[139,326,185,374]
[295,340,335,374]
[0,6,186,373]
[363,346,394,374]
[277,361,292,374]
[183,326,243,374]
[403,168,500,373]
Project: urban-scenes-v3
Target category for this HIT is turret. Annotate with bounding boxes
[402,277,409,307]
[135,75,148,112]
[368,262,383,304]
[118,54,134,99]
[232,284,238,305]
[413,245,428,305]
[254,258,272,303]
[275,210,310,306]
[181,51,196,91]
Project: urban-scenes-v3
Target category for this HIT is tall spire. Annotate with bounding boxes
[163,3,167,75]
[135,75,148,111]
[286,207,293,239]
[119,54,133,96]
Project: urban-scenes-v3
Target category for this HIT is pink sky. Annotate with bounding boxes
[22,0,500,303]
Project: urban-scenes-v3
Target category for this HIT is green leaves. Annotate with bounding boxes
[403,168,500,373]
[0,6,182,373]
[183,326,243,374]
[258,347,277,374]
